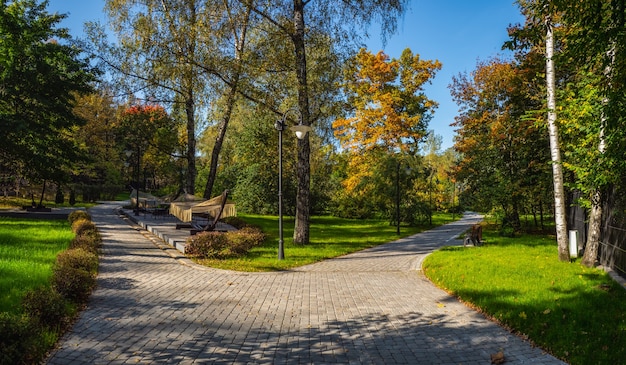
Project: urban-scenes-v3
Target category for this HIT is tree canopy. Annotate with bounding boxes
[0,0,95,183]
[334,48,441,154]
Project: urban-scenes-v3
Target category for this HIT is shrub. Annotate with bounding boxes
[185,227,266,259]
[52,265,96,304]
[21,287,71,331]
[185,232,229,259]
[67,210,91,225]
[52,249,98,304]
[71,218,97,236]
[56,248,99,273]
[226,227,266,256]
[221,216,254,229]
[0,313,37,365]
[69,234,101,254]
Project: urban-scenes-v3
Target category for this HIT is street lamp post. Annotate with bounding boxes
[428,165,434,226]
[275,108,311,260]
[125,148,140,216]
[395,162,412,235]
[135,145,140,216]
[396,161,401,235]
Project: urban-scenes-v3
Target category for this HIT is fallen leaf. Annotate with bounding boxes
[490,351,505,364]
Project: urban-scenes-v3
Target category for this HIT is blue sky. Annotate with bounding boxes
[47,0,524,150]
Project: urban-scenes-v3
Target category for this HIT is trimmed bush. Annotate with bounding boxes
[67,210,91,225]
[0,313,37,365]
[225,227,266,256]
[69,234,101,254]
[21,287,71,331]
[52,249,98,304]
[185,227,266,259]
[52,265,96,304]
[56,248,99,273]
[185,232,229,259]
[71,218,97,236]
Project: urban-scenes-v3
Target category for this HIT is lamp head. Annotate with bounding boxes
[291,124,312,140]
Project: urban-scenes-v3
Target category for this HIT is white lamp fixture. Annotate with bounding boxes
[291,124,312,140]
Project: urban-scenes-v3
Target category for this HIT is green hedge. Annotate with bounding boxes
[67,210,91,225]
[185,227,266,259]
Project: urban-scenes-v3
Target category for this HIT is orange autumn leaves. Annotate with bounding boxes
[333,48,441,154]
[332,48,440,193]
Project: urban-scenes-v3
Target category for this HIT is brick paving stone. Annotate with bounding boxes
[45,204,567,364]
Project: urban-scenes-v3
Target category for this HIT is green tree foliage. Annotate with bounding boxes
[117,104,180,191]
[0,0,95,183]
[197,98,337,217]
[450,56,551,233]
[512,0,626,265]
[71,89,124,192]
[229,106,285,215]
[96,0,221,195]
[246,0,409,245]
[547,0,626,266]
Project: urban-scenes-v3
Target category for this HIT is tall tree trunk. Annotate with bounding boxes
[545,17,570,262]
[582,39,613,267]
[203,3,251,199]
[203,82,238,199]
[292,0,311,245]
[583,116,607,267]
[38,180,46,207]
[583,189,602,266]
[185,95,197,195]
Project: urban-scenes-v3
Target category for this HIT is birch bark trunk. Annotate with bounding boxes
[545,17,570,262]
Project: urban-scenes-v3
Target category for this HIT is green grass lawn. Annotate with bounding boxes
[0,217,73,313]
[0,196,96,209]
[194,212,458,271]
[423,225,626,365]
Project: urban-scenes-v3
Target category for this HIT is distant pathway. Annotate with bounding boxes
[46,205,566,364]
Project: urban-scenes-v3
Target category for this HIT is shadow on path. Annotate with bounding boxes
[45,206,565,364]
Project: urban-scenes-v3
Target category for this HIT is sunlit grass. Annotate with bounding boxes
[0,218,73,313]
[194,212,457,272]
[423,224,626,365]
[0,196,95,209]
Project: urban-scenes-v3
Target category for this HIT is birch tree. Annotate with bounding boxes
[545,16,570,262]
[201,0,253,199]
[94,0,221,195]
[250,0,407,245]
[541,0,626,266]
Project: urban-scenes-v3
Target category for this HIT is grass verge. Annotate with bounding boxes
[422,224,626,365]
[0,218,73,312]
[193,212,458,271]
[0,196,96,209]
[1,213,100,364]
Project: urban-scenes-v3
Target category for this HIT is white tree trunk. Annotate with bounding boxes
[545,17,570,262]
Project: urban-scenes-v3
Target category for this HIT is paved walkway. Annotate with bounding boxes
[46,203,566,364]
